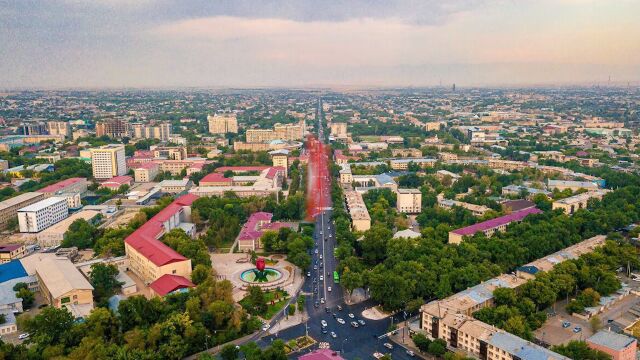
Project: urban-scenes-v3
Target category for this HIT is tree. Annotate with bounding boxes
[428,339,447,356]
[220,344,239,360]
[412,333,431,352]
[244,286,268,315]
[552,340,611,360]
[192,264,211,285]
[90,263,123,307]
[63,218,99,249]
[16,288,35,309]
[341,271,364,299]
[589,315,603,333]
[26,306,76,349]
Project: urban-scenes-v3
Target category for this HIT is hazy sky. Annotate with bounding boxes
[1,0,639,88]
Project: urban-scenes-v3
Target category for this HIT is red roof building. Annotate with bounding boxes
[150,274,195,297]
[200,172,233,186]
[38,177,88,195]
[100,175,133,189]
[214,166,270,173]
[124,194,198,287]
[298,349,345,360]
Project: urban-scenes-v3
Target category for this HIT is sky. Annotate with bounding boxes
[1,0,639,88]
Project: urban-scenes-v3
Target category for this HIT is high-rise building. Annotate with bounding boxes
[330,122,348,138]
[17,197,69,233]
[245,121,305,143]
[95,119,129,138]
[396,188,422,214]
[90,144,127,180]
[20,123,46,135]
[47,121,72,138]
[208,114,238,134]
[131,122,172,141]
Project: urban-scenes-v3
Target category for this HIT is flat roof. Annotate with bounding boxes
[18,196,67,212]
[0,192,43,211]
[38,210,99,236]
[38,177,87,193]
[587,330,636,351]
[35,257,94,299]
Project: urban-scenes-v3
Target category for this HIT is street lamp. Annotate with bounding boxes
[342,338,348,354]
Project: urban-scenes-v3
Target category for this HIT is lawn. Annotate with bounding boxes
[239,289,290,320]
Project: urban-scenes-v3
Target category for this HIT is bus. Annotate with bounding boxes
[333,271,340,284]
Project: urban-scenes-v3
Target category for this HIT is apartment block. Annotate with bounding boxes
[95,119,128,138]
[0,192,45,230]
[18,197,69,233]
[207,114,238,134]
[344,190,371,232]
[389,158,437,170]
[396,188,422,214]
[133,162,159,182]
[90,144,127,180]
[37,177,88,196]
[47,121,71,137]
[131,122,172,141]
[330,122,348,138]
[552,189,610,215]
[151,145,187,160]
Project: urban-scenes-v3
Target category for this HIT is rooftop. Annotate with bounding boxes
[18,196,67,212]
[200,172,232,183]
[35,256,94,299]
[451,207,542,236]
[298,349,345,360]
[0,244,23,253]
[0,260,28,283]
[488,332,570,360]
[0,192,43,211]
[587,329,637,351]
[149,274,194,296]
[38,177,86,193]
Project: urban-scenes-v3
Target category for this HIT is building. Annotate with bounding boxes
[0,245,26,264]
[36,210,100,247]
[438,198,491,217]
[552,190,610,215]
[151,146,187,161]
[159,179,192,193]
[100,175,133,190]
[586,330,637,360]
[189,167,283,198]
[18,197,69,233]
[207,114,238,134]
[547,179,599,192]
[339,164,353,184]
[0,192,45,230]
[47,121,72,138]
[299,349,345,360]
[448,207,542,244]
[344,191,371,232]
[389,158,437,170]
[396,189,422,214]
[501,184,551,199]
[37,177,88,197]
[133,162,159,182]
[20,122,46,135]
[237,212,297,252]
[124,194,196,286]
[270,149,289,177]
[149,274,195,297]
[34,256,94,317]
[330,122,348,139]
[95,119,128,138]
[90,144,127,180]
[0,311,17,336]
[199,173,233,187]
[131,122,172,141]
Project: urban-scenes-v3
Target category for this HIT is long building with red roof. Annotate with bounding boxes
[38,177,88,195]
[124,194,198,287]
[448,207,542,244]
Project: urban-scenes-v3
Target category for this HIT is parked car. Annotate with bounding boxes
[325,307,330,313]
[320,298,325,304]
[330,331,337,338]
[373,352,384,359]
[321,320,328,327]
[337,318,346,325]
[320,275,324,281]
[406,350,415,357]
[261,324,270,331]
[322,327,328,334]
[383,343,394,350]
[573,326,582,333]
[348,313,355,319]
[337,305,343,311]
[562,321,571,328]
[358,319,366,326]
[307,272,311,277]
[18,333,29,340]
[351,321,359,328]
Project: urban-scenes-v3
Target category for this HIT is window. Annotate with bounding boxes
[61,296,70,304]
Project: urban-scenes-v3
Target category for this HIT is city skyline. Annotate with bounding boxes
[1,0,639,88]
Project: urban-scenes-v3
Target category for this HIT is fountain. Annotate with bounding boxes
[240,258,283,283]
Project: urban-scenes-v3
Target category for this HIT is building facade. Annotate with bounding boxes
[47,121,72,137]
[0,192,45,230]
[90,144,127,180]
[18,197,69,233]
[208,114,238,134]
[396,189,422,214]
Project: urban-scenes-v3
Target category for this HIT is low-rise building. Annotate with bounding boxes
[159,179,193,193]
[133,162,159,183]
[438,198,491,217]
[18,197,69,233]
[586,329,637,360]
[552,189,610,215]
[0,192,45,230]
[100,175,133,190]
[38,178,88,198]
[344,191,371,232]
[389,158,436,170]
[237,212,297,252]
[501,184,551,199]
[396,188,422,214]
[547,179,600,192]
[0,244,27,264]
[436,170,461,183]
[34,256,94,317]
[448,207,542,244]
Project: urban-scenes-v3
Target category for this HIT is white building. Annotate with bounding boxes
[18,197,69,233]
[90,144,127,180]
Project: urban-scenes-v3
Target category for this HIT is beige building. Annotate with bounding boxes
[344,191,371,232]
[246,121,304,143]
[47,121,72,138]
[246,129,277,143]
[438,198,491,217]
[552,190,610,215]
[133,163,159,182]
[208,114,238,134]
[339,164,353,184]
[396,188,422,214]
[330,122,348,138]
[270,150,289,177]
[391,148,422,158]
[90,144,127,180]
[233,142,271,152]
[35,256,94,317]
[0,192,45,230]
[131,122,172,141]
[389,158,437,170]
[151,146,187,160]
[0,244,26,263]
[547,179,600,192]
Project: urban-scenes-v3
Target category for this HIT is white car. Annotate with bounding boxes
[18,333,29,340]
[319,255,323,260]
[262,324,270,331]
[320,298,325,304]
[330,331,337,338]
[321,320,328,327]
[337,318,346,325]
[348,313,355,319]
[320,275,324,281]
[315,249,319,254]
[328,286,332,292]
[383,343,394,350]
[307,272,311,277]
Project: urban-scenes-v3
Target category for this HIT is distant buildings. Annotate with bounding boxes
[448,207,542,244]
[95,119,128,138]
[245,121,305,143]
[330,122,347,139]
[47,121,71,138]
[396,188,422,214]
[208,114,238,134]
[131,122,172,141]
[389,158,436,170]
[17,197,69,233]
[90,144,127,180]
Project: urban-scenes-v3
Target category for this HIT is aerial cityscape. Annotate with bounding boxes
[1,1,640,360]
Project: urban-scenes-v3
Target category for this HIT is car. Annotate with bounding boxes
[332,313,337,318]
[18,333,29,340]
[348,313,355,319]
[314,302,319,308]
[320,231,323,235]
[350,321,359,328]
[314,287,318,293]
[373,352,384,359]
[321,320,328,327]
[325,307,330,313]
[322,327,328,334]
[358,319,366,326]
[406,350,415,357]
[261,324,270,331]
[562,321,571,328]
[337,305,343,311]
[328,286,332,292]
[321,298,325,304]
[320,276,324,281]
[315,249,319,254]
[313,265,318,270]
[383,343,394,350]
[319,255,323,260]
[307,272,311,277]
[319,263,323,268]
[330,332,337,338]
[337,318,346,324]
[573,326,582,333]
